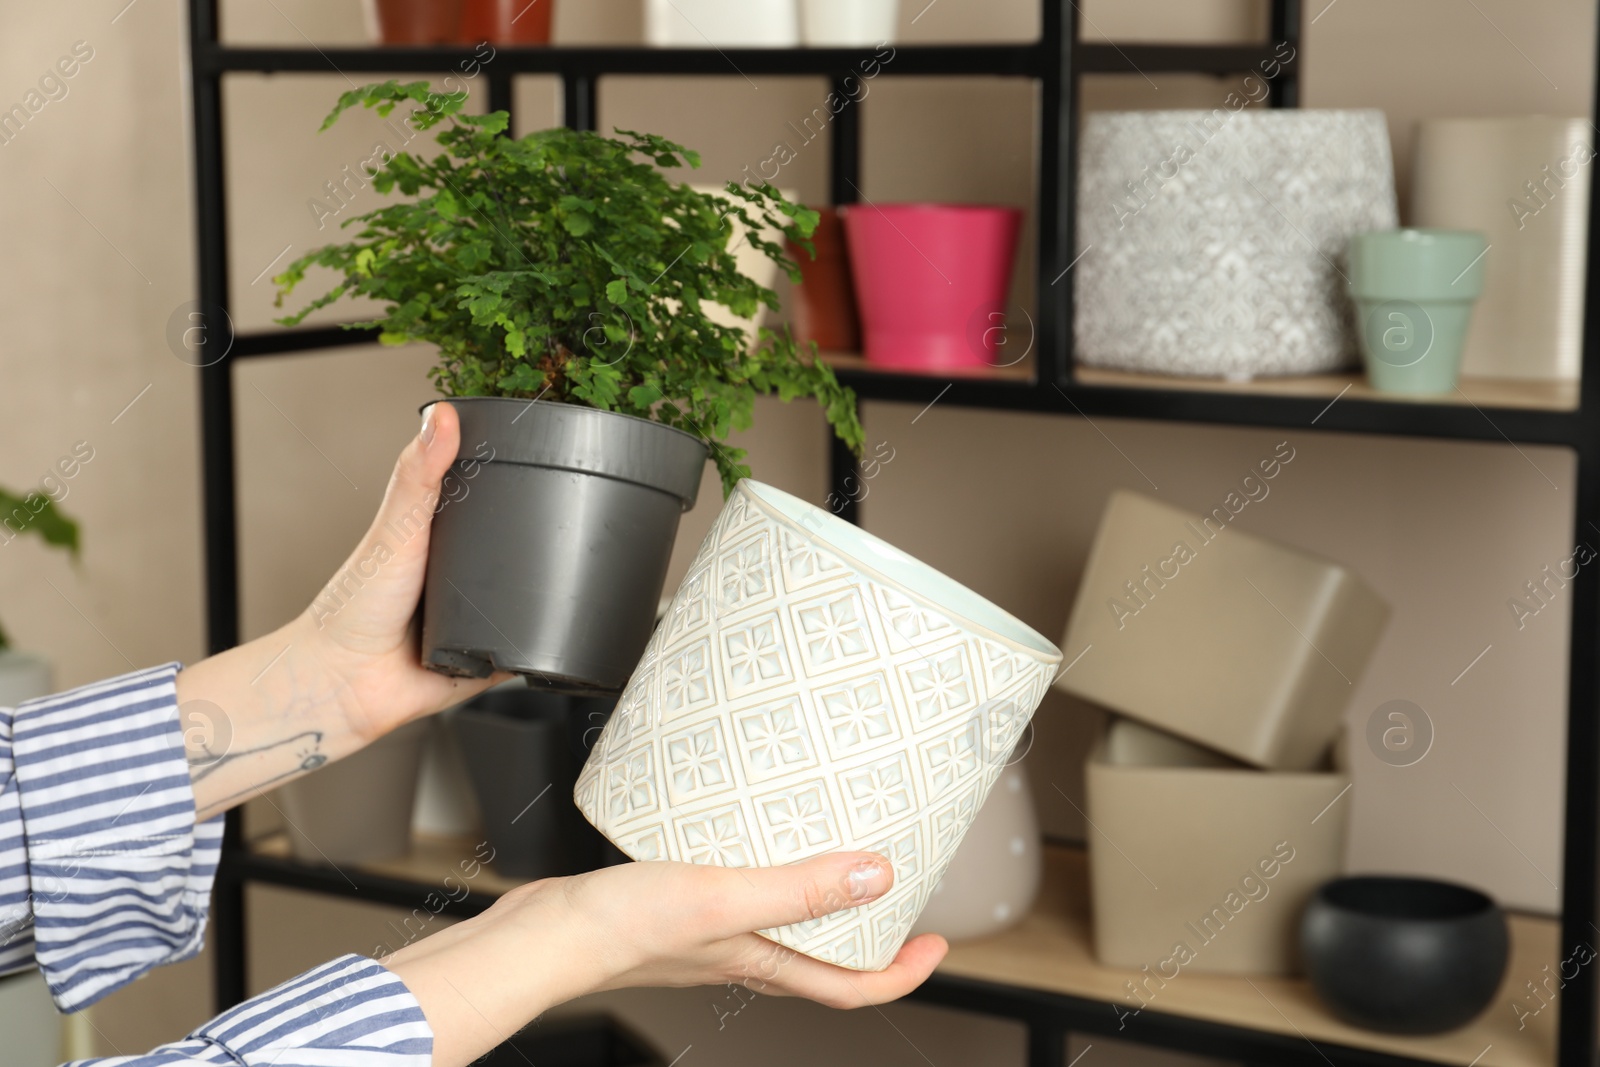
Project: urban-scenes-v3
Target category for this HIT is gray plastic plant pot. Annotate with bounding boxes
[452,685,621,881]
[278,718,429,866]
[420,397,709,693]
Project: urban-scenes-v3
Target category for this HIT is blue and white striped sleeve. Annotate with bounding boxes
[0,663,221,1011]
[1,665,436,1067]
[67,954,433,1066]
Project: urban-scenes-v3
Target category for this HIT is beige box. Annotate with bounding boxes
[1057,490,1389,770]
[1412,117,1590,382]
[1086,717,1349,976]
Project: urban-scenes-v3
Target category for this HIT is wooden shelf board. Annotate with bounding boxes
[247,831,530,899]
[1073,366,1580,414]
[242,835,1556,1067]
[819,350,1035,382]
[939,847,1556,1067]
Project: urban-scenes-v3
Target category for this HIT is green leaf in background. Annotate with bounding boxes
[274,80,864,495]
[0,486,80,651]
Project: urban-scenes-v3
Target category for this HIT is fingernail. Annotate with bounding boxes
[846,860,890,902]
[420,405,437,447]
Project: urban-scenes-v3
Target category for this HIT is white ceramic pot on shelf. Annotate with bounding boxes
[1411,116,1590,382]
[800,0,897,45]
[411,708,483,839]
[644,0,799,47]
[576,479,1062,971]
[909,761,1041,942]
[1075,109,1397,379]
[278,717,430,865]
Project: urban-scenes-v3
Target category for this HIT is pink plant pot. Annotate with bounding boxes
[842,203,1023,370]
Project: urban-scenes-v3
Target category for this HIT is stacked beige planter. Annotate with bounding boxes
[1057,490,1389,975]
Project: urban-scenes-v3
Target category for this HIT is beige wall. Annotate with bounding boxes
[0,0,1592,1063]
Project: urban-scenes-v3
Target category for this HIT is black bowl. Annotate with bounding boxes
[1301,876,1509,1034]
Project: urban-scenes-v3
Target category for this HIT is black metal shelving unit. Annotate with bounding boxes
[186,2,1600,1065]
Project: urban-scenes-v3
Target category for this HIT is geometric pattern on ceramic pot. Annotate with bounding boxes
[576,480,1060,971]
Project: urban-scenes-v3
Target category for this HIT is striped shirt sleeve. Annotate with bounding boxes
[2,668,436,1067]
[58,954,432,1066]
[1,663,222,1011]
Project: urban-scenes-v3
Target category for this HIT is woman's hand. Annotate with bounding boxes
[385,851,949,1067]
[296,400,513,741]
[176,403,509,819]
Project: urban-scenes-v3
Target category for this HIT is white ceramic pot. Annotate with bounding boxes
[279,718,429,865]
[645,0,799,47]
[576,480,1061,970]
[1075,109,1397,379]
[0,649,53,707]
[1086,717,1349,976]
[908,762,1040,942]
[801,0,897,45]
[0,967,65,1066]
[1411,117,1590,382]
[1056,490,1388,770]
[411,708,482,838]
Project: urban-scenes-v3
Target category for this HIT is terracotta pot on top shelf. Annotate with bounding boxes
[367,0,462,44]
[787,206,861,353]
[459,0,554,44]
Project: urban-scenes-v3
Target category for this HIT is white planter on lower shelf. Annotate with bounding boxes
[909,762,1041,942]
[278,718,429,866]
[645,0,799,47]
[0,649,53,707]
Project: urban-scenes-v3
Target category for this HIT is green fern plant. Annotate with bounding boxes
[275,80,864,492]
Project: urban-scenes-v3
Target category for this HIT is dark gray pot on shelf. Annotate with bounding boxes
[452,686,622,880]
[421,397,707,694]
[1301,875,1509,1034]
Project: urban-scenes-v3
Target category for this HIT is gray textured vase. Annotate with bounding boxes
[1075,109,1398,379]
[421,398,708,693]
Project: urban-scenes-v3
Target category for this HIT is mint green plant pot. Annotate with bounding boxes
[1349,229,1487,395]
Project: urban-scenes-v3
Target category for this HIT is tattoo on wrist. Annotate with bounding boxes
[189,730,325,781]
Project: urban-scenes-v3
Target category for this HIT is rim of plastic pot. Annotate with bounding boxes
[422,397,709,507]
